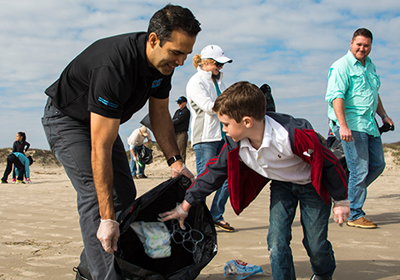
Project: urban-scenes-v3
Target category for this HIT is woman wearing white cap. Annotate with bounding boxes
[186,45,234,232]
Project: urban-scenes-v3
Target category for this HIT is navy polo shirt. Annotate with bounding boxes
[45,32,172,124]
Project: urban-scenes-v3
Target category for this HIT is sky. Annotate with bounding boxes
[1,0,399,150]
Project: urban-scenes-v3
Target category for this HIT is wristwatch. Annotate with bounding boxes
[167,155,182,166]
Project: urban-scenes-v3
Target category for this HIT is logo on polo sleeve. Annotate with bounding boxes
[151,78,163,88]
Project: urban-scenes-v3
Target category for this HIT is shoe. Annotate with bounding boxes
[138,175,148,179]
[310,275,332,280]
[132,175,138,179]
[12,178,16,183]
[347,217,377,229]
[0,179,7,184]
[214,221,235,232]
[16,180,25,184]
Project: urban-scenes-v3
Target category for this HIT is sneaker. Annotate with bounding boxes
[12,178,16,183]
[0,179,7,184]
[132,175,138,179]
[16,180,25,184]
[347,217,377,229]
[214,221,235,232]
[310,275,332,280]
[138,174,148,179]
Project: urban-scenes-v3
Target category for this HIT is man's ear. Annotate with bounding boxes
[148,32,159,49]
[243,116,253,128]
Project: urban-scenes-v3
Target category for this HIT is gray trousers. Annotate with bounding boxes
[42,98,136,279]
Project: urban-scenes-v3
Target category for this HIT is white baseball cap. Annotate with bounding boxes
[140,126,149,137]
[200,45,232,64]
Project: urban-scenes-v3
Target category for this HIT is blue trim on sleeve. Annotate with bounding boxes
[98,97,118,109]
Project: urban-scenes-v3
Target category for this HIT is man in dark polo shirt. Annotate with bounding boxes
[172,96,190,163]
[41,4,200,279]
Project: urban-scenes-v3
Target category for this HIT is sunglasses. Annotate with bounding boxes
[214,61,224,68]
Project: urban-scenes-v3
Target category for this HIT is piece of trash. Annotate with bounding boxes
[223,260,264,279]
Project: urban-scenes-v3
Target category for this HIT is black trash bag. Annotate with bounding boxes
[75,176,217,280]
[116,175,217,280]
[139,146,153,165]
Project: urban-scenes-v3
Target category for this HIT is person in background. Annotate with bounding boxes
[172,96,190,163]
[186,44,234,232]
[128,126,152,179]
[325,28,394,229]
[41,4,200,279]
[12,132,30,183]
[161,81,350,280]
[1,153,33,184]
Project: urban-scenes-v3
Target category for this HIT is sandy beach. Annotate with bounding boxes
[0,149,399,280]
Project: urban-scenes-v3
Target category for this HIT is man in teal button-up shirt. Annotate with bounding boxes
[325,28,394,229]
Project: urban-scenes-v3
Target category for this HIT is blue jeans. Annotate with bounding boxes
[333,126,385,221]
[194,140,229,222]
[267,181,335,280]
[42,98,136,280]
[130,145,145,176]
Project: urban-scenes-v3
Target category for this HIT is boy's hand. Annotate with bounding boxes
[159,202,190,230]
[332,199,350,226]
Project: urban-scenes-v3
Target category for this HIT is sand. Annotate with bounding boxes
[0,151,399,280]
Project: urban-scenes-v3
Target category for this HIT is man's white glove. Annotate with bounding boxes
[159,203,189,230]
[171,163,195,182]
[332,199,350,226]
[96,219,120,254]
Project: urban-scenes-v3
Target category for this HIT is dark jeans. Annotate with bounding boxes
[267,181,335,280]
[42,98,136,280]
[2,154,25,182]
[193,140,229,222]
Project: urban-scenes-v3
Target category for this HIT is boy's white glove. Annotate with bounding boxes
[171,163,195,182]
[96,219,120,254]
[159,203,189,230]
[332,199,350,226]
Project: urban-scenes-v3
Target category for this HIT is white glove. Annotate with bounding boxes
[159,203,189,230]
[96,219,120,254]
[332,199,350,226]
[171,163,195,182]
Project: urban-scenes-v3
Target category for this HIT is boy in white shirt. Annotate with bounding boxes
[160,81,350,280]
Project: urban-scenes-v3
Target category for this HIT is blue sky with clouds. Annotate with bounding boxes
[1,0,399,150]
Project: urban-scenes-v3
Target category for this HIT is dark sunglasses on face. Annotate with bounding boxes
[214,61,224,68]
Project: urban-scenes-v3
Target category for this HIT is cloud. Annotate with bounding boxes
[0,0,399,149]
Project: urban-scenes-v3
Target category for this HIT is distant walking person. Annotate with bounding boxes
[128,126,152,179]
[172,96,190,163]
[325,28,394,229]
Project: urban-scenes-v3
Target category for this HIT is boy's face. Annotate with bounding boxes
[218,113,247,142]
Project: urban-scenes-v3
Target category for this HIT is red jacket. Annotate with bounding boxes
[185,113,348,215]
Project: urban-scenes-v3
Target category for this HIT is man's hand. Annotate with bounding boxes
[97,219,120,254]
[159,202,190,230]
[339,126,353,142]
[332,199,350,226]
[171,162,195,182]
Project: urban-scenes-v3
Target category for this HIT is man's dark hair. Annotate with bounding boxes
[147,4,201,47]
[352,28,373,42]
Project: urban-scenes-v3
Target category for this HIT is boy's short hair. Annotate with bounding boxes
[213,81,266,123]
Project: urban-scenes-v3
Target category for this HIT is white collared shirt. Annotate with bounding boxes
[239,116,311,184]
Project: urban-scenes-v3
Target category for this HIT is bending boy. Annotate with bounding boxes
[161,81,350,280]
